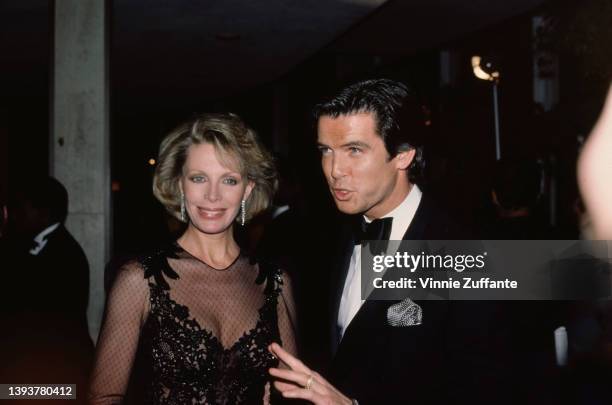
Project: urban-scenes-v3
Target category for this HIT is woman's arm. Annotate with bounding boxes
[277,271,298,357]
[579,85,612,239]
[88,261,150,404]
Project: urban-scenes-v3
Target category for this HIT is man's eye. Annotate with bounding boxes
[223,178,238,185]
[348,147,362,154]
[318,146,331,155]
[190,176,205,183]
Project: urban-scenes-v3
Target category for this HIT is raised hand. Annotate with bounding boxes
[268,343,353,405]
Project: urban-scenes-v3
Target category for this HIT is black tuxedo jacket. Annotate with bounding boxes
[0,225,93,399]
[29,225,90,319]
[328,193,506,405]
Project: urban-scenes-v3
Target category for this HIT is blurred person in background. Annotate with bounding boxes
[578,85,612,240]
[0,176,92,405]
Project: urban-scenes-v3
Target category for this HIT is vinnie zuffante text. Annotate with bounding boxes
[370,251,518,290]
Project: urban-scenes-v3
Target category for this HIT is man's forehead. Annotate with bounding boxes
[317,112,380,143]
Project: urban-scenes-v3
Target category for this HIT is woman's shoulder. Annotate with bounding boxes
[252,257,290,296]
[103,258,149,299]
[136,243,182,290]
[108,243,181,291]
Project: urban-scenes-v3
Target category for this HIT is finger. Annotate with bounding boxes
[269,367,311,387]
[273,380,301,393]
[268,343,310,373]
[270,368,328,397]
[281,388,319,403]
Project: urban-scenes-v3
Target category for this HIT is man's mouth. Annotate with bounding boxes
[332,188,353,201]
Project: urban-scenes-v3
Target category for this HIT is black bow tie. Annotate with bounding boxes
[355,217,393,245]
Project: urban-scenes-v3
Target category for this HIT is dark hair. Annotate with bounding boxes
[313,78,426,183]
[16,176,69,223]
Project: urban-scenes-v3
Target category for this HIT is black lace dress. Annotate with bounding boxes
[89,243,297,404]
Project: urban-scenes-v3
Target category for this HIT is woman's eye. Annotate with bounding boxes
[190,176,205,183]
[223,177,238,185]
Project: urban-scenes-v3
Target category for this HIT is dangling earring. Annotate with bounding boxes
[180,192,187,222]
[240,199,246,226]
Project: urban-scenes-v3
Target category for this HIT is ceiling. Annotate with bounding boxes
[112,0,387,99]
[1,0,547,100]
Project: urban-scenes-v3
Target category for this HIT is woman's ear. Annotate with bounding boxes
[395,149,416,170]
[244,181,255,200]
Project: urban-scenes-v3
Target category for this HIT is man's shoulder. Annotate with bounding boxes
[408,192,473,239]
[43,225,89,265]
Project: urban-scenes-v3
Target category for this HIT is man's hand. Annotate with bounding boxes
[268,343,353,405]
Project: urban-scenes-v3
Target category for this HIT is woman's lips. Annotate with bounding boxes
[197,207,226,219]
[332,188,352,201]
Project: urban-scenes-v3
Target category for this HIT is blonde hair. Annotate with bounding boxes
[153,113,277,222]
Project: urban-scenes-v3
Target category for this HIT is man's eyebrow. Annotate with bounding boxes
[340,141,370,149]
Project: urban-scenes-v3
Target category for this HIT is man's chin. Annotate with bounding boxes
[334,200,362,215]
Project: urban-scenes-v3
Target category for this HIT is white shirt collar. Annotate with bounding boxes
[33,222,61,244]
[363,184,422,240]
[272,205,290,219]
[30,222,61,255]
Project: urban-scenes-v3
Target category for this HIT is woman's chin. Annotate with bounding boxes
[191,219,232,235]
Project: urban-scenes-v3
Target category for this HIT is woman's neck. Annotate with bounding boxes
[177,225,239,269]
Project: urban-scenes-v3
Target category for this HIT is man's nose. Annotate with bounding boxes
[330,156,347,180]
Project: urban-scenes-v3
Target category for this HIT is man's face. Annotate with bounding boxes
[317,112,412,219]
[8,193,46,237]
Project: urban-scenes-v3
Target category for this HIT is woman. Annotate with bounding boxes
[89,113,297,404]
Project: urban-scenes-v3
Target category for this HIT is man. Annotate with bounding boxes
[269,79,503,404]
[8,176,90,321]
[1,176,93,402]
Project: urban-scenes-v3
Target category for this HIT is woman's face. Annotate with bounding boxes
[180,143,253,235]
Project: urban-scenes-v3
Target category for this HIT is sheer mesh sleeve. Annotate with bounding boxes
[277,271,298,358]
[88,261,149,404]
[265,272,298,404]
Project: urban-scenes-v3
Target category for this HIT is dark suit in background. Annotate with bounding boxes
[2,224,93,402]
[0,177,92,405]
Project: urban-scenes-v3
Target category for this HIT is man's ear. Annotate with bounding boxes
[394,149,416,170]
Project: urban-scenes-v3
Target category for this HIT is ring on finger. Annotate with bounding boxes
[305,374,314,390]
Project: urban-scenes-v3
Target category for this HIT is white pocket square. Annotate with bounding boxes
[387,298,422,327]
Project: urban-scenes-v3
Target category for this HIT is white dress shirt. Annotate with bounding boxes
[337,185,422,339]
[29,222,61,256]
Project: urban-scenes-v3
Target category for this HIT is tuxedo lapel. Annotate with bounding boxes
[329,220,356,355]
[332,299,388,375]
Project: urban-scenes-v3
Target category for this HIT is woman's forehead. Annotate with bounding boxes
[184,142,242,172]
